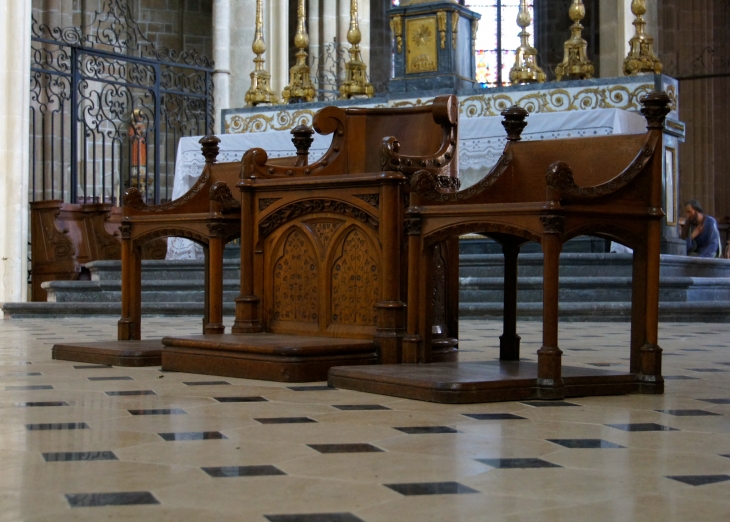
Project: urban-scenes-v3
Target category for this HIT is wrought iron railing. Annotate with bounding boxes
[29,0,214,205]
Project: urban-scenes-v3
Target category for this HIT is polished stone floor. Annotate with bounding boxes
[1,317,729,521]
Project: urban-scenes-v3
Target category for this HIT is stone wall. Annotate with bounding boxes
[658,0,730,221]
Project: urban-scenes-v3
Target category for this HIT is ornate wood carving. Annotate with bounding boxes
[88,212,122,259]
[124,170,210,212]
[259,199,378,239]
[200,135,221,163]
[540,215,565,234]
[331,228,379,326]
[640,92,671,130]
[259,198,281,211]
[354,194,380,208]
[273,229,319,323]
[308,221,344,250]
[546,133,658,201]
[210,181,240,210]
[135,228,208,246]
[501,105,529,141]
[404,217,422,236]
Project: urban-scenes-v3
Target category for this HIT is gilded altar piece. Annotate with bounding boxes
[245,0,278,106]
[282,0,315,103]
[340,0,374,99]
[623,0,663,76]
[555,0,594,81]
[509,0,546,84]
[405,17,439,74]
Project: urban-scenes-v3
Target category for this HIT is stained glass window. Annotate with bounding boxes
[468,1,534,87]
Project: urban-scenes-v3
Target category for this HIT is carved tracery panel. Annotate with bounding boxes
[273,229,319,323]
[331,228,380,326]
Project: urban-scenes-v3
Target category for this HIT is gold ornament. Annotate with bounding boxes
[282,0,316,103]
[555,0,595,81]
[340,0,374,99]
[245,0,278,106]
[509,0,545,85]
[623,0,663,76]
[437,11,447,50]
[390,14,403,53]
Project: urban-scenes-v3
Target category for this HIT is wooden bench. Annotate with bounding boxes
[330,92,671,402]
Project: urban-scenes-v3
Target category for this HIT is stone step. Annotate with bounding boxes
[44,279,241,303]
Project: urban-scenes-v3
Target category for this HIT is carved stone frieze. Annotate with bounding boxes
[259,199,378,239]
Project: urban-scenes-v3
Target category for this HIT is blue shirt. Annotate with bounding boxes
[686,215,721,258]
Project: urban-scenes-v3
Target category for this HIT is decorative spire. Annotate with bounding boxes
[508,0,545,85]
[282,0,316,103]
[555,0,594,81]
[245,0,278,106]
[623,0,663,76]
[339,0,374,99]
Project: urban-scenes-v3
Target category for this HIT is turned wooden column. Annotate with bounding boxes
[537,215,564,398]
[402,215,422,363]
[374,181,405,364]
[639,214,663,385]
[232,185,262,333]
[118,221,141,340]
[204,223,226,334]
[500,240,521,361]
[630,240,648,374]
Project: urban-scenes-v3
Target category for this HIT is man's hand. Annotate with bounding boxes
[691,223,704,239]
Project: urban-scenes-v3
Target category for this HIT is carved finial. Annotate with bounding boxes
[555,0,595,81]
[623,0,663,76]
[200,135,221,163]
[340,0,374,99]
[291,124,314,166]
[509,0,546,85]
[501,106,529,141]
[640,91,671,130]
[245,0,278,106]
[282,0,315,103]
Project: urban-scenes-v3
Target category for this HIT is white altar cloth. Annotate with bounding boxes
[167,108,646,259]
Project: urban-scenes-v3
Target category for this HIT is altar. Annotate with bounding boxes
[167,75,678,259]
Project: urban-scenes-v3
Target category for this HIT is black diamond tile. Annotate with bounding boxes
[214,396,268,403]
[698,398,730,405]
[158,431,227,441]
[384,481,479,496]
[689,368,728,373]
[106,390,156,396]
[87,376,133,381]
[43,451,118,462]
[656,409,721,417]
[680,349,711,352]
[255,417,317,424]
[265,513,365,522]
[462,413,526,421]
[606,423,678,432]
[73,365,112,369]
[183,381,230,386]
[287,386,334,392]
[128,408,186,416]
[1,372,41,376]
[26,423,89,431]
[5,385,53,390]
[332,404,391,411]
[0,362,31,366]
[307,443,384,454]
[521,401,580,407]
[476,458,562,469]
[663,376,699,380]
[548,439,625,449]
[202,465,286,478]
[394,426,458,434]
[566,348,597,351]
[16,401,68,407]
[720,454,730,459]
[66,491,159,507]
[666,474,730,486]
[587,363,616,367]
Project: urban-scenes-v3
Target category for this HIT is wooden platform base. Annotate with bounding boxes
[161,333,378,383]
[328,361,663,404]
[52,340,163,367]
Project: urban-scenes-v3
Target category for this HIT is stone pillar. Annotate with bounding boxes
[309,0,321,69]
[229,0,256,110]
[213,0,231,133]
[0,1,32,312]
[267,0,290,98]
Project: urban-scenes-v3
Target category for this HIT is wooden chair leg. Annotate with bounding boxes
[232,189,262,333]
[417,245,435,364]
[402,224,422,364]
[204,231,225,335]
[499,240,521,361]
[118,235,141,340]
[639,222,663,392]
[537,231,564,398]
[630,242,648,374]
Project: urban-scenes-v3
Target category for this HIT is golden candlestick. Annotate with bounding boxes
[555,0,594,81]
[509,0,545,85]
[282,0,316,103]
[339,0,374,99]
[245,0,278,106]
[623,0,662,75]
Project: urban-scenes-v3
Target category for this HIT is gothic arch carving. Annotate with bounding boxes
[563,223,643,251]
[424,221,541,247]
[134,227,209,247]
[271,227,319,324]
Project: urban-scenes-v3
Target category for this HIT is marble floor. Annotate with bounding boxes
[1,317,729,521]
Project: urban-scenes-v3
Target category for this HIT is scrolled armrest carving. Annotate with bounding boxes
[210,181,241,210]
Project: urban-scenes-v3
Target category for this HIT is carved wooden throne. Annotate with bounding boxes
[330,92,672,402]
[160,95,462,382]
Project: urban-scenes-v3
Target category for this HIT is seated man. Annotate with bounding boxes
[683,200,722,258]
